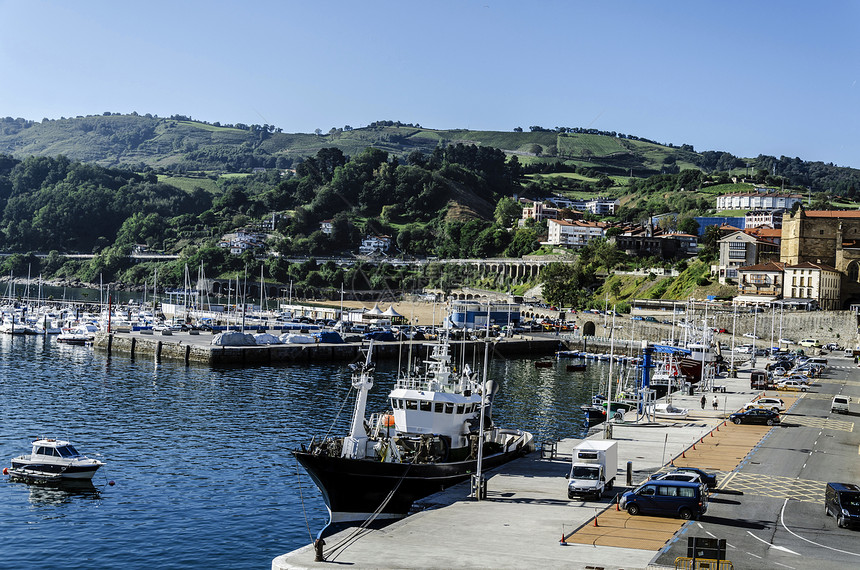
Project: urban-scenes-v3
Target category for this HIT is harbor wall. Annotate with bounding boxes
[567,310,859,348]
[93,333,562,366]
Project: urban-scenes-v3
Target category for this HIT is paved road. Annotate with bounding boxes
[655,355,860,569]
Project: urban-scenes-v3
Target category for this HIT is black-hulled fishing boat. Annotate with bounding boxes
[293,338,534,528]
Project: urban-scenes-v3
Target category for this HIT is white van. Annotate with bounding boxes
[831,395,851,414]
[799,338,821,348]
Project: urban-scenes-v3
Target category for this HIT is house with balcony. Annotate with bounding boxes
[735,262,785,304]
[717,230,780,283]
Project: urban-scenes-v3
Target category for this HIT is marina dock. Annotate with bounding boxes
[272,356,860,569]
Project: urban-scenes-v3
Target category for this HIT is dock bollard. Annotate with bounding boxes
[313,538,325,562]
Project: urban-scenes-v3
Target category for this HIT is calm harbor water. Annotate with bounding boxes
[0,336,628,568]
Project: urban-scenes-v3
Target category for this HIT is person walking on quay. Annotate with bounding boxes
[712,395,719,411]
[700,394,706,410]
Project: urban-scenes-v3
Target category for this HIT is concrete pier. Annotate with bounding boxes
[92,331,563,365]
[271,362,842,570]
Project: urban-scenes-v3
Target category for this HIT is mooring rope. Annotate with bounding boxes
[324,461,414,561]
[293,456,314,543]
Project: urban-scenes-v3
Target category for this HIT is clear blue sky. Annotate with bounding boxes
[2,0,859,168]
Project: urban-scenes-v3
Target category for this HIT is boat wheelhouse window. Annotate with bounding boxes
[57,446,74,457]
[36,447,51,456]
[444,403,454,414]
[434,403,444,413]
[419,401,432,412]
[405,400,418,410]
[66,445,79,455]
[456,404,465,414]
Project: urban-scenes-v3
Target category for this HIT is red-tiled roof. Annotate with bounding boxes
[802,209,860,218]
[738,262,785,272]
[784,261,839,272]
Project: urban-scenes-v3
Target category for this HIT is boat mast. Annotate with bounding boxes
[342,341,375,459]
[606,310,617,430]
[474,305,491,499]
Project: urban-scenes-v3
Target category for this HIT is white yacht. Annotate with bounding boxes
[6,438,105,483]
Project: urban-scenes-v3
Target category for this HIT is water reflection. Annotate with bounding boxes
[23,481,102,508]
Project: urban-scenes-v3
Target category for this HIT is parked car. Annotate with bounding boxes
[776,379,808,392]
[799,338,821,348]
[831,395,851,414]
[729,408,781,425]
[744,397,786,413]
[671,467,718,489]
[743,333,760,339]
[619,480,707,520]
[823,342,841,351]
[648,472,709,492]
[643,316,658,322]
[825,482,860,528]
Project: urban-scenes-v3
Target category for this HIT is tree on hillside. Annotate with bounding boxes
[494,196,522,227]
[677,217,700,236]
[699,226,721,261]
[540,261,590,308]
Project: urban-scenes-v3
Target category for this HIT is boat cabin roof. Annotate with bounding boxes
[33,438,71,447]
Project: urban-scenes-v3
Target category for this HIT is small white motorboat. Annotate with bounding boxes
[649,402,690,420]
[56,323,99,345]
[5,438,105,483]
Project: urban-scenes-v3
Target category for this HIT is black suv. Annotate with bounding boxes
[729,408,780,426]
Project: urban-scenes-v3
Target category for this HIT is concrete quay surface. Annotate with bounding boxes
[273,365,778,570]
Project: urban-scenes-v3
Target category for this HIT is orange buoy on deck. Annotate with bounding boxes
[382,414,395,427]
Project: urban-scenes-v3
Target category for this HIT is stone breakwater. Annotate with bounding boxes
[93,333,563,365]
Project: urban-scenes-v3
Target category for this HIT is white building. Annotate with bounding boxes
[716,190,802,211]
[783,261,841,311]
[218,229,264,255]
[546,219,607,247]
[359,235,392,256]
[320,219,333,235]
[519,199,558,223]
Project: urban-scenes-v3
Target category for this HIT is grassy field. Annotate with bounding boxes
[157,174,220,193]
[525,172,601,182]
[701,182,754,195]
[175,121,247,134]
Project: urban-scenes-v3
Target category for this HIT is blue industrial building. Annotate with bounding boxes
[449,301,520,329]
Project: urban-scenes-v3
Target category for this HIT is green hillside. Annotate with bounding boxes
[3,114,860,196]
